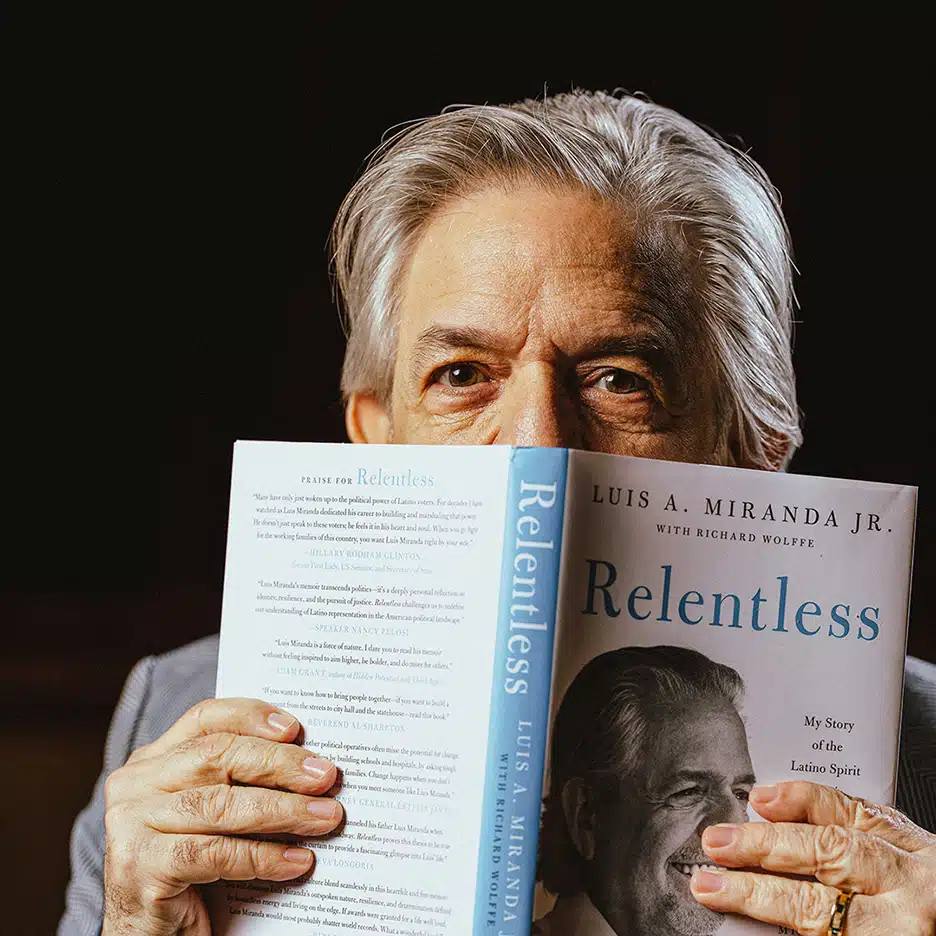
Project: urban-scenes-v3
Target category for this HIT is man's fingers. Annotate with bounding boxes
[130,698,302,762]
[690,868,872,936]
[701,820,907,893]
[750,781,935,853]
[161,834,317,886]
[121,733,337,797]
[144,785,344,837]
[750,781,852,825]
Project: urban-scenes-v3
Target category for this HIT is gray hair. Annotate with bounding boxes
[537,645,746,896]
[331,90,801,468]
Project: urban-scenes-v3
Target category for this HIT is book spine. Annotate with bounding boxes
[472,447,569,936]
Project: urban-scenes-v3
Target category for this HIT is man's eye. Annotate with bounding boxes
[433,363,488,388]
[667,787,704,807]
[590,369,651,395]
[734,788,751,804]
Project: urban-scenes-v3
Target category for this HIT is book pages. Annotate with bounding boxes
[211,442,511,933]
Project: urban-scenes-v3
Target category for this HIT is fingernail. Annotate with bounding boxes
[302,756,334,780]
[283,847,313,865]
[703,824,739,848]
[751,784,779,804]
[691,869,725,894]
[267,712,297,733]
[307,798,341,821]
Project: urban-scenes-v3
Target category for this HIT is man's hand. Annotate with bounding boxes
[690,780,936,935]
[102,698,342,936]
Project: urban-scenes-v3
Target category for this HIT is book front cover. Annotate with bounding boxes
[532,451,915,935]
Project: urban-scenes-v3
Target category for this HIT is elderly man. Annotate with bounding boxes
[61,90,935,936]
[535,646,755,936]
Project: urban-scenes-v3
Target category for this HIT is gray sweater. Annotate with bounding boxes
[58,635,936,936]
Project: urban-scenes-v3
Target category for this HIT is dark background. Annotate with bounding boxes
[2,10,933,932]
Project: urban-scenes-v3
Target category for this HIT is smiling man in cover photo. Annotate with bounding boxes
[60,90,936,936]
[535,646,754,936]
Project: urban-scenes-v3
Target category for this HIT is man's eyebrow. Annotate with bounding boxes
[576,334,675,364]
[407,324,680,382]
[414,324,506,355]
[408,325,507,384]
[572,333,682,390]
[667,770,758,787]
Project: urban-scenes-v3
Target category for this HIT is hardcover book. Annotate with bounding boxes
[209,441,916,935]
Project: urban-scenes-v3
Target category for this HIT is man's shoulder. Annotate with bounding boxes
[897,656,936,830]
[150,632,220,686]
[131,633,220,746]
[902,655,936,756]
[905,655,936,702]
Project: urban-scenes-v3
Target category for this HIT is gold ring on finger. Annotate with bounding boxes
[827,889,856,936]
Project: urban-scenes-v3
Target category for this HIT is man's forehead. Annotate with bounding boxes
[408,182,640,272]
[643,698,752,784]
[397,185,698,358]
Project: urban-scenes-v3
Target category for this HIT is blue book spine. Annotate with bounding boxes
[472,447,569,936]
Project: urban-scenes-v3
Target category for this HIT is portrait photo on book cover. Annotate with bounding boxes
[535,645,755,936]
